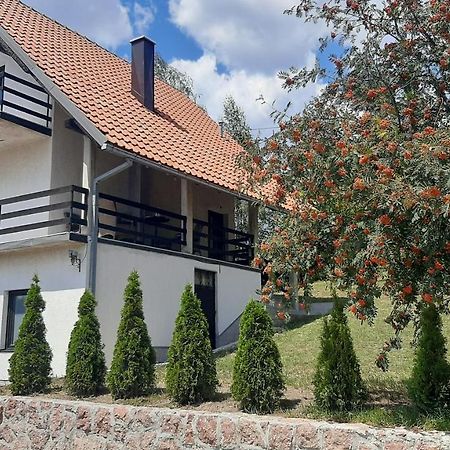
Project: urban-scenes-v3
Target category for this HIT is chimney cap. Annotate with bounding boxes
[130,35,156,45]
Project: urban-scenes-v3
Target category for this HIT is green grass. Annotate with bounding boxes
[219,282,429,394]
[216,281,450,429]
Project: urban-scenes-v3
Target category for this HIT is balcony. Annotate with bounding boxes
[0,188,254,266]
[0,185,88,243]
[193,219,254,266]
[0,66,52,136]
[97,192,187,252]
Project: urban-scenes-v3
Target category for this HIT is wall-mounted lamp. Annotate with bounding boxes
[69,250,81,272]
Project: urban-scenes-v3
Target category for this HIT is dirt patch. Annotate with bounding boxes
[0,379,314,416]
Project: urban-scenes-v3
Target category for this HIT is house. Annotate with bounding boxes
[0,0,260,380]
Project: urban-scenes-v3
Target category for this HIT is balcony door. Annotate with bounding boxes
[208,211,226,261]
[194,269,216,349]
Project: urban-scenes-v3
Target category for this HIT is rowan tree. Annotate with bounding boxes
[243,0,450,368]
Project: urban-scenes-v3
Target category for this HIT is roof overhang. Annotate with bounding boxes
[0,24,257,203]
[0,24,107,145]
[101,142,257,202]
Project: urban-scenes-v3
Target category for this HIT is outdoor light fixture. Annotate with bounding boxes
[68,250,81,272]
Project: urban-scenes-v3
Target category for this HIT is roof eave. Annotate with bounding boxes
[101,142,256,202]
[0,24,107,146]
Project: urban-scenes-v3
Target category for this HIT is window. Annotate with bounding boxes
[5,290,27,349]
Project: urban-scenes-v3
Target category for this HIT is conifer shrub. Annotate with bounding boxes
[231,300,284,414]
[65,291,106,397]
[313,298,366,412]
[166,284,217,405]
[408,303,450,411]
[107,271,155,399]
[9,275,52,395]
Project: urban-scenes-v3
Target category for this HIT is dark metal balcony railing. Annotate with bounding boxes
[0,66,52,136]
[0,187,254,267]
[0,185,88,239]
[193,218,254,266]
[97,192,187,252]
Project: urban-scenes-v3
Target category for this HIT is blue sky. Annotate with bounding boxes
[23,0,333,132]
[120,0,203,64]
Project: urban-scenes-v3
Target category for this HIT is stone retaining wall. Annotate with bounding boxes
[0,396,448,449]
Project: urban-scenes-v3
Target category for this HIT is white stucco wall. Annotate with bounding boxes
[0,244,86,380]
[192,182,235,228]
[50,104,83,189]
[0,53,53,243]
[0,135,52,243]
[96,242,259,363]
[141,167,181,214]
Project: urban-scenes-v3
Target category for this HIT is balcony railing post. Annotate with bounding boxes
[69,186,74,229]
[0,65,5,114]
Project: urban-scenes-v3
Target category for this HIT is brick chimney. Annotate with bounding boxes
[130,36,155,111]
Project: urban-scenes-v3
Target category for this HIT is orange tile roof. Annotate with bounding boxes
[0,0,247,193]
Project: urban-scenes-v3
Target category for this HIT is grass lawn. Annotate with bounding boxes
[3,282,450,430]
[216,282,450,430]
[218,282,423,394]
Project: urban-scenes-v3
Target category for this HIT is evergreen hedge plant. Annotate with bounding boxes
[107,271,155,399]
[166,284,217,405]
[9,275,52,395]
[65,291,106,397]
[408,303,450,411]
[231,300,284,414]
[313,298,366,412]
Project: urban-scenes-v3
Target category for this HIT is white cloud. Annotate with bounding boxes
[169,0,328,75]
[169,0,327,131]
[172,54,323,134]
[133,2,156,35]
[24,0,133,49]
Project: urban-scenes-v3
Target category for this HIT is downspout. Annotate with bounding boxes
[87,159,133,294]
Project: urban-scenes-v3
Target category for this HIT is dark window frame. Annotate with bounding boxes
[4,289,28,350]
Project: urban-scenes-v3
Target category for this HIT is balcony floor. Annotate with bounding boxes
[0,118,48,151]
[0,231,85,255]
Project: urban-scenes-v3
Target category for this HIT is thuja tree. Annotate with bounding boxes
[107,271,155,399]
[9,275,52,395]
[65,291,106,397]
[314,299,366,411]
[243,0,450,369]
[408,303,450,411]
[166,285,217,404]
[232,300,285,414]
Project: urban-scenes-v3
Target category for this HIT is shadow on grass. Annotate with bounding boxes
[279,397,304,411]
[364,376,409,405]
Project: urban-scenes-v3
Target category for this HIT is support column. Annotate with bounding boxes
[128,163,142,203]
[248,202,259,245]
[181,178,193,253]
